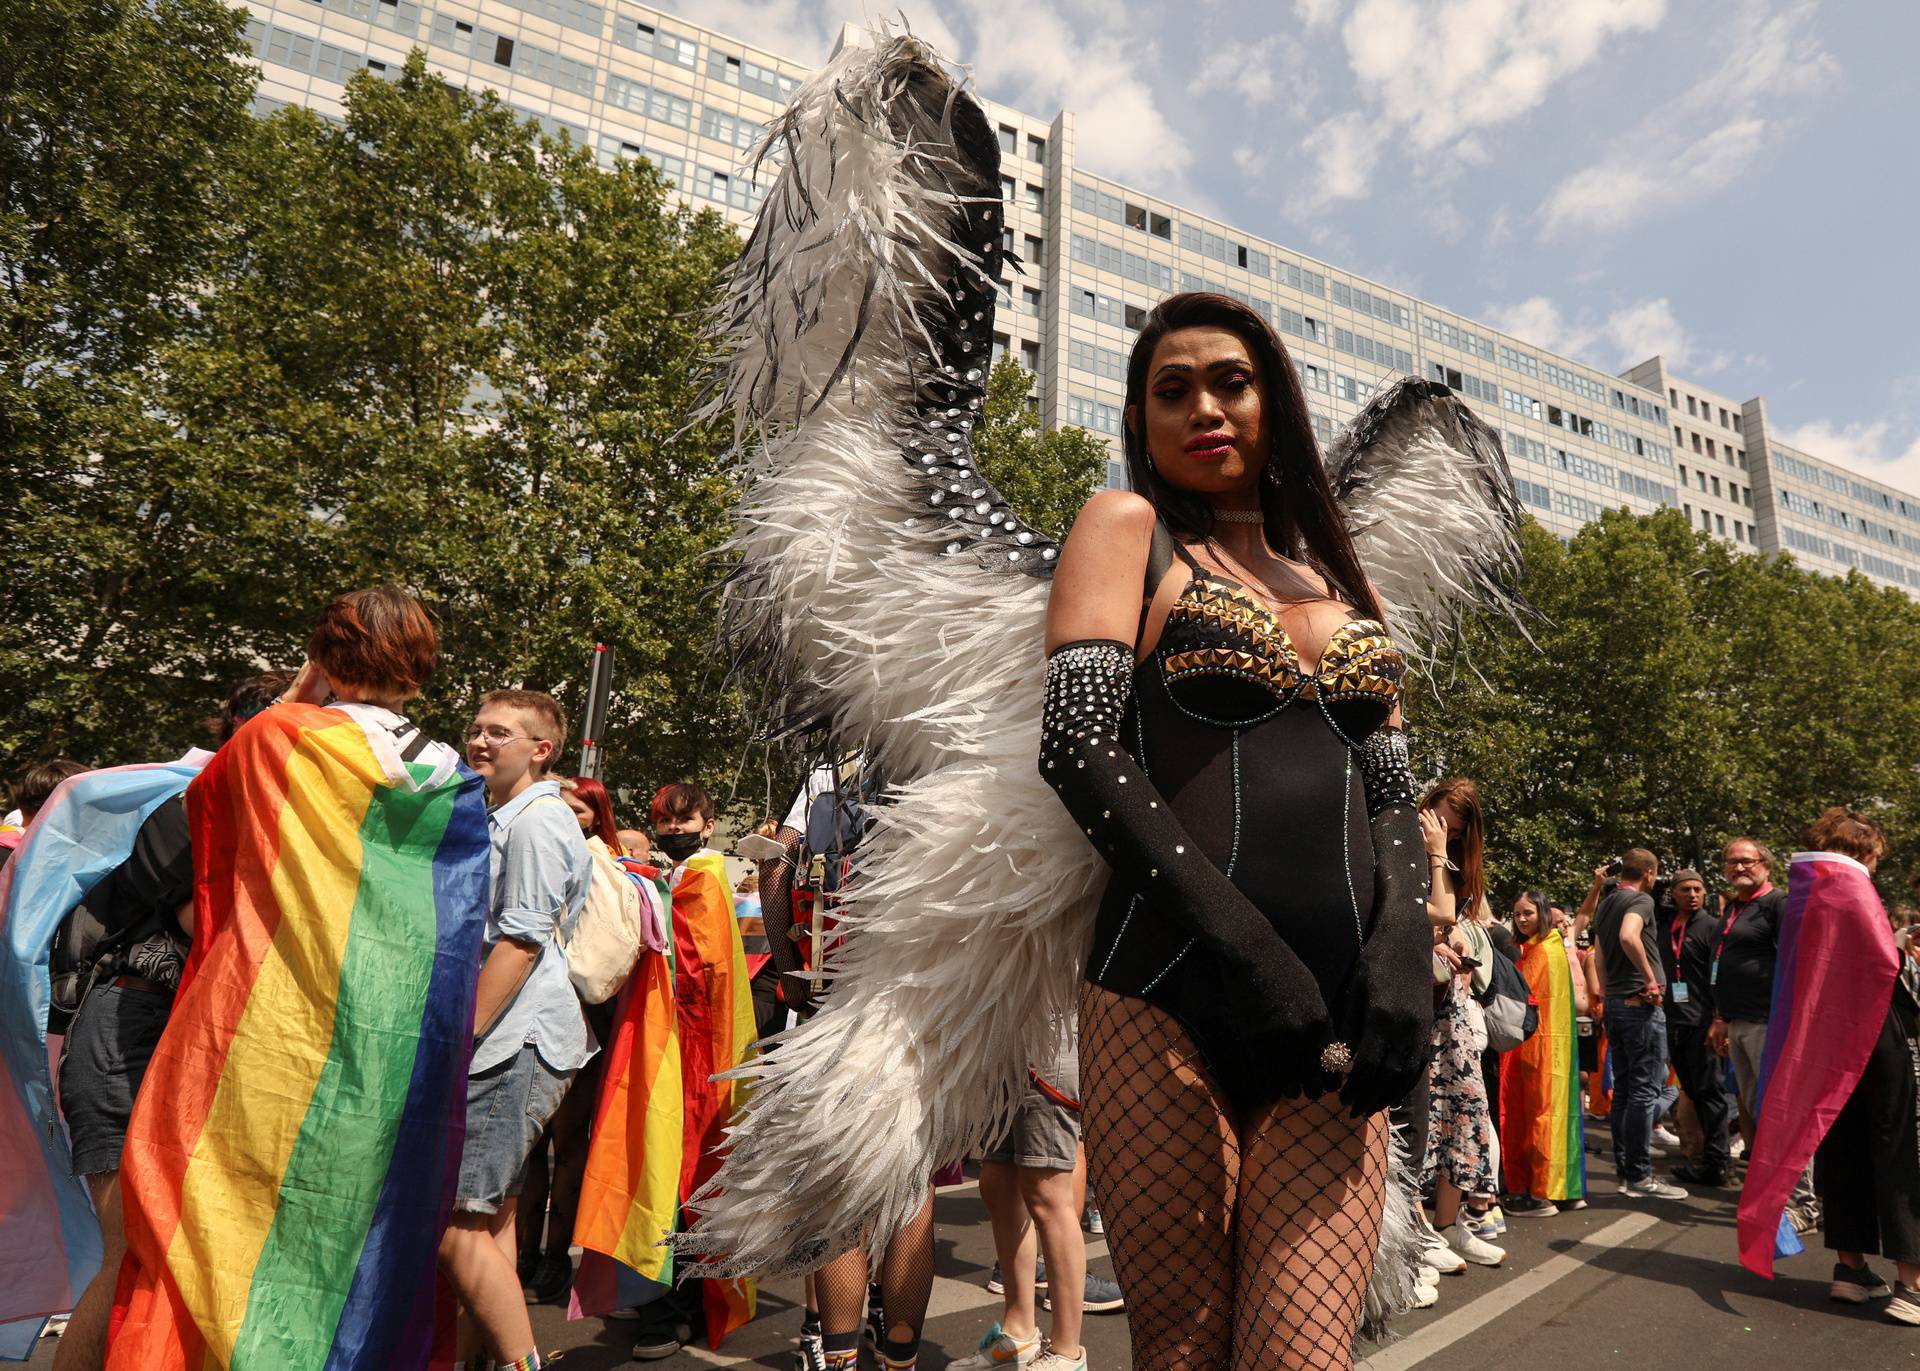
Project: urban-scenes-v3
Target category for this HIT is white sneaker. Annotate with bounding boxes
[1652,1125,1683,1154]
[1412,1281,1439,1309]
[1619,1176,1690,1200]
[1446,1220,1505,1266]
[1029,1344,1087,1371]
[1729,1136,1747,1160]
[1420,1234,1467,1274]
[1415,1264,1441,1287]
[950,1326,1042,1371]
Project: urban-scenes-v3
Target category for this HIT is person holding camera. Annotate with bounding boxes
[1582,850,1689,1200]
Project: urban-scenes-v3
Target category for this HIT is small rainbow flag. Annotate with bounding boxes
[0,761,204,1360]
[1500,929,1587,1202]
[1738,851,1898,1278]
[106,704,489,1370]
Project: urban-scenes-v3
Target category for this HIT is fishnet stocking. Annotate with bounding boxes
[1081,983,1237,1371]
[813,1189,936,1353]
[1233,1097,1385,1371]
[1081,985,1385,1371]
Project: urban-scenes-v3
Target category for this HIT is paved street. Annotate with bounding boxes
[21,1145,1916,1369]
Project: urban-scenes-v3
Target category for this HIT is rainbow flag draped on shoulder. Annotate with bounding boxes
[0,760,205,1361]
[1738,851,1898,1278]
[1499,928,1587,1203]
[572,864,683,1316]
[106,704,489,1370]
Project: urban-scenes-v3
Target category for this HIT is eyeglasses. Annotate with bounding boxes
[462,725,532,746]
[1724,857,1764,868]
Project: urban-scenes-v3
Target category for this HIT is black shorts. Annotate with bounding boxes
[60,981,174,1177]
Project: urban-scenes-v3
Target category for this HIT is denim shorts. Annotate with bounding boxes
[60,981,175,1178]
[982,1049,1081,1173]
[455,1043,575,1214]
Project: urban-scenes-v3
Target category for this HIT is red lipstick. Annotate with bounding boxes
[1184,431,1234,460]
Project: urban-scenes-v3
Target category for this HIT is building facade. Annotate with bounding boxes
[238,0,1920,594]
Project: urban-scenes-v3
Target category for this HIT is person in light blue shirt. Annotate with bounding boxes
[439,687,593,1371]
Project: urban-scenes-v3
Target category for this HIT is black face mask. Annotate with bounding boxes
[657,830,703,862]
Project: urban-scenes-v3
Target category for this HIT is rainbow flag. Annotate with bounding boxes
[572,909,683,1307]
[0,761,205,1360]
[106,704,489,1370]
[1500,929,1587,1202]
[1738,851,1898,1278]
[674,852,757,1348]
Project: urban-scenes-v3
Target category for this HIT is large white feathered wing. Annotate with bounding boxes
[1327,377,1527,659]
[681,30,1102,1277]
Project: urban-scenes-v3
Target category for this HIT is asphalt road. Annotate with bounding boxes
[21,1145,1917,1369]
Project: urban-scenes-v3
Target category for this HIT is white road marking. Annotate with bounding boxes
[1358,1212,1662,1371]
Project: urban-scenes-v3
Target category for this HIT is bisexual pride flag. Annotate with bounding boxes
[1737,850,1899,1278]
[106,704,488,1369]
[0,760,205,1360]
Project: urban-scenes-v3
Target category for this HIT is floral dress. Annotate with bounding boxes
[1423,957,1498,1196]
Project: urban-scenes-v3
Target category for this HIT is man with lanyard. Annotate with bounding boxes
[1661,870,1733,1188]
[1708,837,1818,1228]
[1583,848,1689,1199]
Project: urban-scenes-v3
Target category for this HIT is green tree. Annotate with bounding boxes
[971,356,1108,541]
[0,0,256,763]
[1,46,748,808]
[1412,507,1920,907]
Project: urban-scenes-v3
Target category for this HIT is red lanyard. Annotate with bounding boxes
[1712,885,1771,975]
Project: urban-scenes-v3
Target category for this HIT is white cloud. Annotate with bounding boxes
[1295,0,1667,208]
[1295,0,1347,27]
[1774,420,1920,497]
[1226,34,1318,118]
[1482,294,1693,370]
[1537,1,1835,238]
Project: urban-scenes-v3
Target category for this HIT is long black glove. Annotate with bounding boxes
[1337,725,1437,1117]
[1042,640,1339,1098]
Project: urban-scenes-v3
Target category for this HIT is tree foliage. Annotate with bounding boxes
[1413,508,1920,909]
[971,356,1108,541]
[2,44,745,806]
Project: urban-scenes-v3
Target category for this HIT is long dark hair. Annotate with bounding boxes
[1121,293,1382,621]
[1421,777,1486,915]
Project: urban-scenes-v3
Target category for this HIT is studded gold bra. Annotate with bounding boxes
[1157,571,1405,711]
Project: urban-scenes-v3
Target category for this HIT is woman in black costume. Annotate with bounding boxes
[1040,293,1434,1370]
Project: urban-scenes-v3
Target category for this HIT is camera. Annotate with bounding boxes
[1603,856,1624,878]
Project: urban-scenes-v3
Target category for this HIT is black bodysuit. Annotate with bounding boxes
[1043,536,1431,1112]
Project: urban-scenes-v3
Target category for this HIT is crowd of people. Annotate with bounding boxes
[1378,780,1920,1329]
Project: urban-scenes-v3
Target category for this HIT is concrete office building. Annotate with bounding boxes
[238,0,1920,594]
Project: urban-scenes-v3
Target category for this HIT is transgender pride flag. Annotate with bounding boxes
[1737,850,1899,1278]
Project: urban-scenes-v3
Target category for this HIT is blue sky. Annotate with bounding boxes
[662,0,1920,493]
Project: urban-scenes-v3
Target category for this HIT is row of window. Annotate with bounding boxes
[1772,449,1908,519]
[1542,359,1611,409]
[1780,487,1912,549]
[1504,430,1677,507]
[1068,338,1129,383]
[1498,344,1537,379]
[1332,282,1410,330]
[502,0,604,36]
[596,139,765,212]
[1072,182,1172,239]
[1071,234,1172,292]
[1686,506,1755,543]
[1678,390,1741,432]
[1179,273,1274,323]
[429,15,593,95]
[1066,393,1123,436]
[614,20,798,104]
[1514,480,1612,525]
[1776,522,1911,583]
[520,104,585,143]
[246,19,394,87]
[1679,464,1753,506]
[1334,328,1413,376]
[309,0,422,33]
[1068,184,1328,297]
[1180,223,1271,277]
[1429,363,1500,406]
[1422,316,1496,363]
[1070,285,1147,331]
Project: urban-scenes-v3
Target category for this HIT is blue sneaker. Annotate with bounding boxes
[1045,1273,1124,1314]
